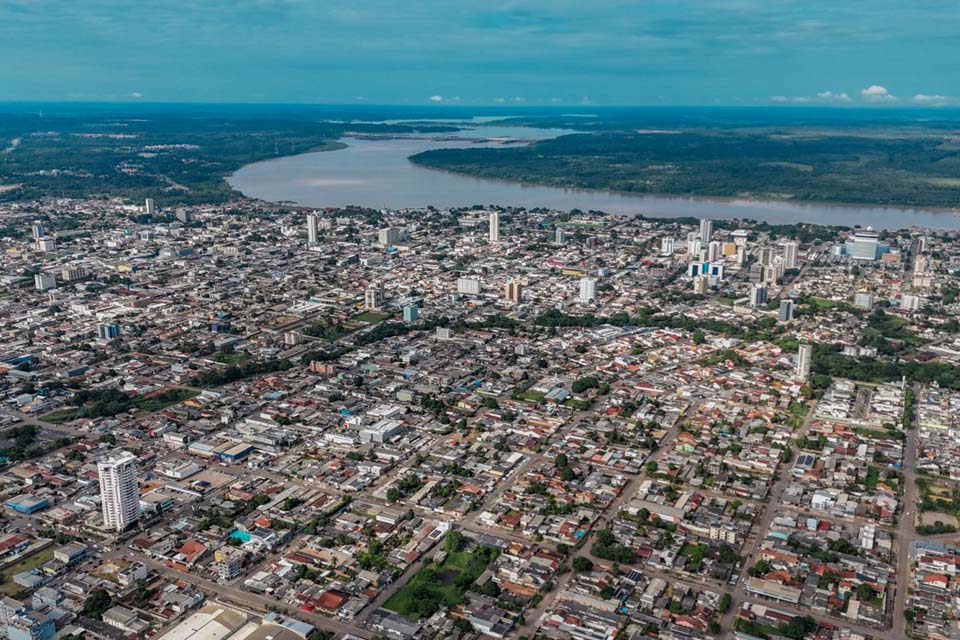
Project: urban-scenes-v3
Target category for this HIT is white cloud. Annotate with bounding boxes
[816,91,852,103]
[130,91,142,98]
[913,93,952,106]
[493,97,506,103]
[770,95,810,104]
[428,95,443,102]
[513,96,526,103]
[861,85,897,101]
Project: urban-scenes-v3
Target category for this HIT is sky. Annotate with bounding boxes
[0,0,957,106]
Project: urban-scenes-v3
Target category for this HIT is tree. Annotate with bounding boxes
[82,589,113,620]
[444,530,465,553]
[572,557,594,572]
[693,330,706,345]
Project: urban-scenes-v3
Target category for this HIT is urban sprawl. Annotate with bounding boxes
[0,196,959,640]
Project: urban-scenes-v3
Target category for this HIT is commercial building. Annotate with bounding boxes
[781,241,799,269]
[98,450,140,532]
[378,226,404,246]
[97,323,121,340]
[364,286,383,310]
[749,284,767,307]
[844,229,887,261]
[402,305,419,322]
[489,211,500,243]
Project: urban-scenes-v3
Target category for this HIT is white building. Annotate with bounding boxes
[579,277,597,303]
[306,213,320,246]
[378,226,403,246]
[488,211,500,243]
[795,343,812,381]
[782,241,799,269]
[34,272,56,291]
[660,237,675,255]
[98,450,140,532]
[457,277,481,295]
[699,218,713,243]
[749,284,767,307]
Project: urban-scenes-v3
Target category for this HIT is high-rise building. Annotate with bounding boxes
[758,247,774,266]
[31,221,45,240]
[707,240,722,263]
[306,213,320,246]
[699,219,713,243]
[488,212,500,243]
[579,277,597,303]
[795,344,813,381]
[844,229,883,261]
[378,227,403,246]
[61,267,86,282]
[778,299,795,322]
[364,286,383,310]
[34,273,56,291]
[402,305,419,322]
[36,238,56,252]
[749,284,767,307]
[781,241,799,269]
[504,279,523,303]
[692,275,708,295]
[97,323,121,340]
[853,291,875,310]
[98,451,140,532]
[144,198,155,216]
[457,277,481,295]
[660,237,675,255]
[900,294,920,311]
[555,228,566,245]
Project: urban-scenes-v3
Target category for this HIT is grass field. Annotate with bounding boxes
[41,388,198,424]
[352,311,389,323]
[384,546,498,619]
[0,546,54,596]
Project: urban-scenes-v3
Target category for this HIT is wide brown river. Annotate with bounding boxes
[228,124,960,229]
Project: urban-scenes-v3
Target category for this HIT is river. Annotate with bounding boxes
[228,123,960,230]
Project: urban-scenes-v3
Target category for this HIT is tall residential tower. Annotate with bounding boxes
[98,451,140,532]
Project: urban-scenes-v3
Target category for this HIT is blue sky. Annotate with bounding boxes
[1,0,957,106]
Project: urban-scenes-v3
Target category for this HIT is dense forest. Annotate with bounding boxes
[411,128,960,208]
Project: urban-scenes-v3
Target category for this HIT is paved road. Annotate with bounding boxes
[892,384,920,639]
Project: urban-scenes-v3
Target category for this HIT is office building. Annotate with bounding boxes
[98,451,140,532]
[30,221,45,240]
[97,323,121,340]
[35,238,56,253]
[699,219,713,243]
[306,213,320,246]
[402,305,419,322]
[488,211,500,243]
[749,284,767,307]
[758,247,774,266]
[61,267,86,282]
[778,299,795,322]
[781,241,799,269]
[457,277,481,295]
[660,237,675,255]
[33,273,56,292]
[144,198,155,216]
[504,279,523,303]
[844,229,885,261]
[555,228,566,245]
[579,277,597,303]
[795,344,813,381]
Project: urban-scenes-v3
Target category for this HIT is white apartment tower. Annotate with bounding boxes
[579,277,597,303]
[98,450,140,532]
[488,212,500,243]
[699,219,713,243]
[782,241,799,269]
[795,344,813,381]
[306,213,320,246]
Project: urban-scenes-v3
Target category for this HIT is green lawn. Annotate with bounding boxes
[0,547,54,596]
[352,311,389,323]
[40,409,81,424]
[134,388,199,412]
[384,546,499,620]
